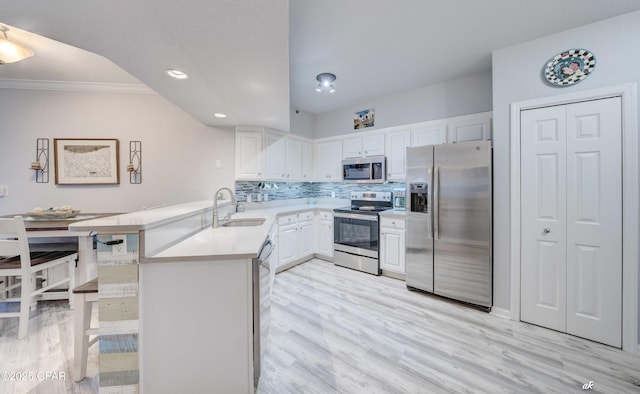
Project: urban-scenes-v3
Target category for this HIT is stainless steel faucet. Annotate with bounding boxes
[212,187,237,228]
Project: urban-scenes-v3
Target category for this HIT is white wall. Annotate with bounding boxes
[289,107,314,139]
[0,88,235,215]
[492,10,640,340]
[314,71,492,138]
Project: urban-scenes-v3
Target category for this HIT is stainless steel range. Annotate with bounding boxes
[333,191,393,275]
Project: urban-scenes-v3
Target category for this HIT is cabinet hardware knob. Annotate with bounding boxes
[543,228,551,234]
[365,151,368,154]
[258,172,261,175]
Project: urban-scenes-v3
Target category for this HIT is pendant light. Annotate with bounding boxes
[0,26,34,65]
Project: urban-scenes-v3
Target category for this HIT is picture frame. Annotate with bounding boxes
[54,138,120,185]
[354,108,375,129]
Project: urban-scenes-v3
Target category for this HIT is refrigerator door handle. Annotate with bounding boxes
[427,165,434,239]
[434,165,440,240]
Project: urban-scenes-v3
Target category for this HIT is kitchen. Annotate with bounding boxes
[1,1,640,393]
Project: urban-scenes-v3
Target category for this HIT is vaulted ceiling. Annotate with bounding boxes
[1,0,640,132]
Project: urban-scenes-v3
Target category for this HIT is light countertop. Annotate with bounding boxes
[146,201,345,261]
[68,198,347,262]
[379,209,406,218]
[68,200,218,233]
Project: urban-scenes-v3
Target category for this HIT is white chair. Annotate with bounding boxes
[0,216,77,338]
[73,278,98,381]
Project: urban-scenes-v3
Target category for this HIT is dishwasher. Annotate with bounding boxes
[252,230,275,387]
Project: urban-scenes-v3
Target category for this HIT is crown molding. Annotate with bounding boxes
[0,78,156,95]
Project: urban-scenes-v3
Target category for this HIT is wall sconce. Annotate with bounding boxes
[32,138,49,183]
[129,140,142,184]
[0,25,34,65]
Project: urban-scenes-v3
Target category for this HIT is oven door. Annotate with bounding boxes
[333,212,379,259]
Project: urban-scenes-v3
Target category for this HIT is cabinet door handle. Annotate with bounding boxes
[543,228,551,234]
[258,172,261,175]
[365,150,368,154]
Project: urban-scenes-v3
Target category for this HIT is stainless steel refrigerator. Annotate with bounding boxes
[405,141,492,309]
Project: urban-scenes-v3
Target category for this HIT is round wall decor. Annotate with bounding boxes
[544,48,596,86]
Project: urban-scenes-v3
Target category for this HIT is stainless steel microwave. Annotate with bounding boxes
[342,155,386,183]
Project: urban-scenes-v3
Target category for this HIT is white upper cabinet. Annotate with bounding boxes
[385,128,411,181]
[285,137,303,181]
[316,139,342,181]
[302,141,314,181]
[342,136,363,158]
[342,134,385,158]
[447,111,492,143]
[235,129,264,180]
[246,129,311,182]
[265,132,286,181]
[412,121,447,147]
[363,133,385,156]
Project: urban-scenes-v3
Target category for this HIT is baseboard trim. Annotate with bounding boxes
[490,307,511,320]
[381,270,406,281]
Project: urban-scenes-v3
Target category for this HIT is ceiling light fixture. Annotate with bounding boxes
[315,72,336,93]
[213,113,227,118]
[0,25,34,65]
[166,68,189,80]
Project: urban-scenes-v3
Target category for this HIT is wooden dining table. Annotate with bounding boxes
[0,212,119,288]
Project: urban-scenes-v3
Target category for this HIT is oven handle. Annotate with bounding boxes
[333,212,379,221]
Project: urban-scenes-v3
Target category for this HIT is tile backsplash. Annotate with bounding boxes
[235,181,405,202]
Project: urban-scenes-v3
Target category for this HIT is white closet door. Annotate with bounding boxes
[521,97,622,348]
[565,97,622,347]
[520,105,568,332]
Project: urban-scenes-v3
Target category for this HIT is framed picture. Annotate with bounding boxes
[354,108,375,129]
[54,138,120,185]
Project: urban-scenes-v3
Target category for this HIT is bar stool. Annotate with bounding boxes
[73,278,98,381]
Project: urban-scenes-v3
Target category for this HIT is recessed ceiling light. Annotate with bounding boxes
[166,68,189,80]
[214,113,227,118]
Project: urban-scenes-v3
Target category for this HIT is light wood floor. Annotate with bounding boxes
[2,259,639,393]
[257,259,640,394]
[0,301,98,393]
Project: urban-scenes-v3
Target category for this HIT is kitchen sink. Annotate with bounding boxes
[220,218,266,227]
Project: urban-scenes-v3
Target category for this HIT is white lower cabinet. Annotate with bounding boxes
[278,214,298,267]
[298,213,314,259]
[277,211,314,270]
[380,216,406,274]
[315,211,334,258]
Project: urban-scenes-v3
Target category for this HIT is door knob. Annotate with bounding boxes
[543,228,551,234]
